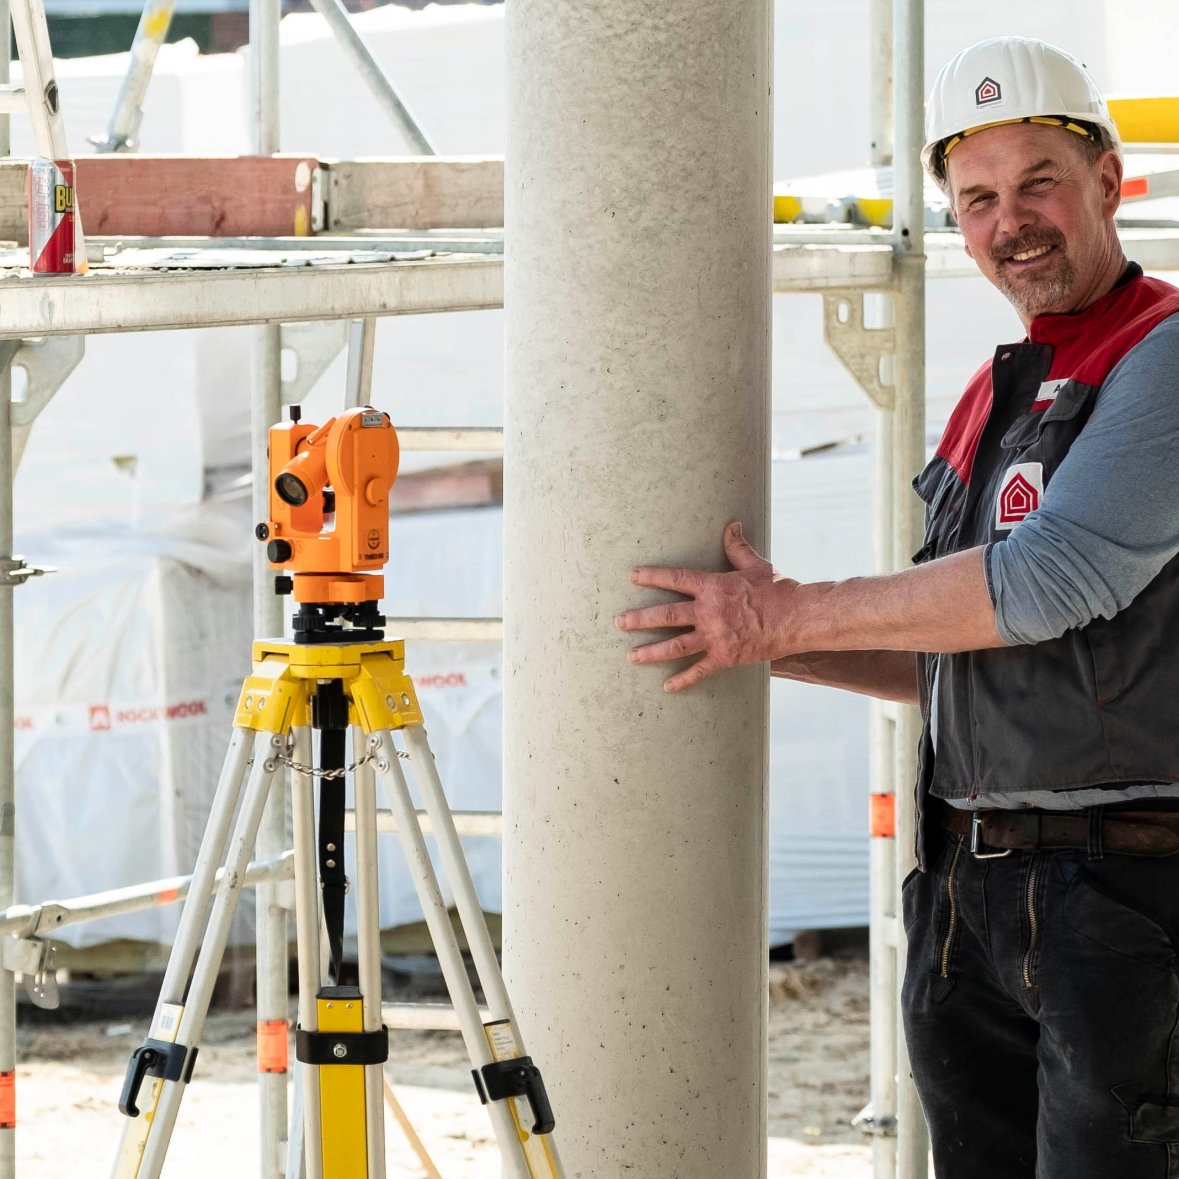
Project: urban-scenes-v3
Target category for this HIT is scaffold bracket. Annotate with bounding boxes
[2,934,60,1009]
[0,557,54,586]
[822,291,896,410]
[280,320,349,405]
[852,1101,898,1137]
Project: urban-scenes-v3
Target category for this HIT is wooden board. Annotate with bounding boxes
[76,155,322,237]
[327,157,503,231]
[0,155,320,243]
[0,155,504,245]
[391,458,503,514]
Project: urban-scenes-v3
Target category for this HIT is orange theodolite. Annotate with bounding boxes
[255,405,399,643]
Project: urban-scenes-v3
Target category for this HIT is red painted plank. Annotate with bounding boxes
[73,155,320,237]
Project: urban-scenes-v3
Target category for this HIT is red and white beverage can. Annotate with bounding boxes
[28,158,76,275]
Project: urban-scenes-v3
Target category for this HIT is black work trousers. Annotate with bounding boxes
[902,829,1179,1179]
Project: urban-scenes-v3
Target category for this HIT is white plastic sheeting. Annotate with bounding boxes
[9,502,511,947]
[11,533,253,949]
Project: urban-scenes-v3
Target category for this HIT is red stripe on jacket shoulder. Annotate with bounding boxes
[936,274,1179,488]
[935,359,992,486]
[1037,275,1179,384]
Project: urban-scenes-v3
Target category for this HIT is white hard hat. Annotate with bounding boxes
[922,36,1122,181]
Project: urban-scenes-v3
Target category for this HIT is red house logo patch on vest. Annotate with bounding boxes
[996,462,1044,530]
[975,76,1002,107]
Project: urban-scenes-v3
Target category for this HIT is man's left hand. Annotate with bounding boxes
[615,521,793,692]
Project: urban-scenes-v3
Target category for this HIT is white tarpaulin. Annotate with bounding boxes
[12,535,253,951]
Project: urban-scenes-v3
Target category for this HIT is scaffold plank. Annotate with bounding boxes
[1,156,325,242]
[0,155,506,244]
[327,157,504,231]
[0,228,1175,339]
[772,243,896,291]
[0,254,503,337]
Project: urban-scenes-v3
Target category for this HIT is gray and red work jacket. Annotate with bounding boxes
[912,264,1179,865]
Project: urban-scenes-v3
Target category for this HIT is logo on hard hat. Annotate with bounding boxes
[974,76,1002,107]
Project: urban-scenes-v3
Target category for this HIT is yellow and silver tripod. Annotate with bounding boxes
[111,402,562,1179]
[112,636,562,1179]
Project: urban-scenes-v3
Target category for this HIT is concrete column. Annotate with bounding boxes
[504,5,772,1177]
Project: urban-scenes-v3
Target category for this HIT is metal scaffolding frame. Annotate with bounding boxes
[0,1,1176,1177]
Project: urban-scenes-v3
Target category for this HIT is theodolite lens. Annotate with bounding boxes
[276,472,309,506]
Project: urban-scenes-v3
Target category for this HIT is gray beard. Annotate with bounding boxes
[997,255,1077,320]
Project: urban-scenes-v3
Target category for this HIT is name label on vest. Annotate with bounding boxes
[996,462,1043,530]
[1032,378,1070,410]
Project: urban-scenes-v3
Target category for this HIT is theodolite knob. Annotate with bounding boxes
[267,539,293,563]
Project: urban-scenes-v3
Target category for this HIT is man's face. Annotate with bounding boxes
[946,122,1123,322]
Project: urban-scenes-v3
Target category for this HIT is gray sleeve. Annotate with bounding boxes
[988,311,1179,646]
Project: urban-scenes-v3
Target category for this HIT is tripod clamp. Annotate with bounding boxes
[119,1040,198,1118]
[473,1057,556,1136]
[296,1022,388,1067]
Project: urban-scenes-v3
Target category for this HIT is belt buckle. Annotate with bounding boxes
[970,812,1012,860]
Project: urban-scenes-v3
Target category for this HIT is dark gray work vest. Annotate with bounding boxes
[911,265,1179,863]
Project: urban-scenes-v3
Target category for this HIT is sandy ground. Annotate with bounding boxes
[14,954,873,1178]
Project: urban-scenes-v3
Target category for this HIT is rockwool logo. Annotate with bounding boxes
[996,462,1043,530]
[89,700,208,730]
[415,672,469,689]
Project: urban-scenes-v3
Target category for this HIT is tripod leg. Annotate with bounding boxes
[366,729,535,1179]
[112,728,288,1179]
[401,725,564,1179]
[111,725,253,1177]
[352,727,388,1179]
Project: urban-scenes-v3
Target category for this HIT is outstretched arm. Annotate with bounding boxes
[614,521,1003,693]
[771,650,920,705]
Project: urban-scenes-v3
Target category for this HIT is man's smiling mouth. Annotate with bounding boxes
[1001,242,1060,268]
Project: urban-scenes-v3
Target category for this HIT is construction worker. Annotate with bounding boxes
[616,35,1179,1178]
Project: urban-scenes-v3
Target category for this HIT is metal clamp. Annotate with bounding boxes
[474,1057,555,1135]
[119,1039,199,1117]
[2,934,59,1009]
[295,1025,389,1066]
[0,556,54,587]
[851,1102,898,1137]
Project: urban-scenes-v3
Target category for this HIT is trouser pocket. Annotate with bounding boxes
[902,832,963,1002]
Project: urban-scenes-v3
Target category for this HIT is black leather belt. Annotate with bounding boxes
[934,799,1179,858]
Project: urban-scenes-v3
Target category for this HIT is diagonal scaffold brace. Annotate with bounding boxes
[110,405,563,1179]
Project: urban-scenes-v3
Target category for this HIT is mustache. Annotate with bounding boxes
[991,230,1065,265]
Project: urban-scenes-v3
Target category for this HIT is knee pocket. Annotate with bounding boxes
[1113,1082,1179,1145]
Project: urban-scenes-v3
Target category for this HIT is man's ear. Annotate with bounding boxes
[1099,149,1123,215]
